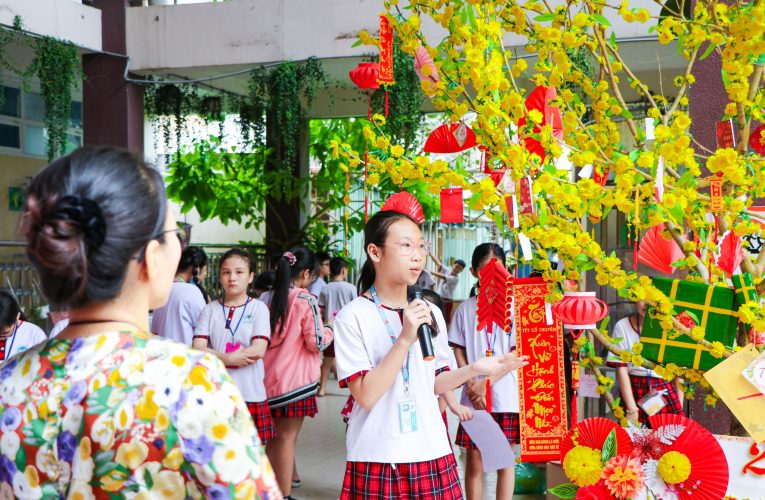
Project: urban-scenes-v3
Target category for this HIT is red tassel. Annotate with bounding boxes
[384,90,389,117]
[571,389,578,427]
[714,216,719,245]
[364,150,369,222]
[485,378,492,413]
[633,228,638,271]
[367,92,372,121]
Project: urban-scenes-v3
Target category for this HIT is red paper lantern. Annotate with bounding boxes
[440,188,463,224]
[552,292,608,335]
[349,62,381,91]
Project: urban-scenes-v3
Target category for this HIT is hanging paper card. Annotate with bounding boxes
[704,344,765,443]
[654,156,665,202]
[645,117,655,140]
[440,188,463,224]
[742,348,765,397]
[514,277,568,462]
[378,16,394,84]
[476,257,511,334]
[710,176,725,212]
[717,119,736,149]
[505,195,520,229]
[578,164,594,179]
[519,176,535,215]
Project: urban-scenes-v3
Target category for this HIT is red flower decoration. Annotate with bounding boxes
[576,482,612,500]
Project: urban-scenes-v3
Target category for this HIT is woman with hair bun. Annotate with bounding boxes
[0,147,280,499]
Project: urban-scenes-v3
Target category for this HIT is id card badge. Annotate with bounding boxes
[638,389,668,416]
[398,399,418,433]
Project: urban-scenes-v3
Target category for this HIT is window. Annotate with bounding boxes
[0,84,83,158]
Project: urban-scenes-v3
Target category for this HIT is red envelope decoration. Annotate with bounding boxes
[750,124,765,155]
[717,119,736,149]
[716,231,744,277]
[518,176,535,215]
[476,257,511,333]
[424,123,477,153]
[440,188,463,224]
[381,192,425,224]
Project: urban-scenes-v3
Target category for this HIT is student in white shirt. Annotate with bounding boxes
[0,291,46,361]
[448,243,520,500]
[317,257,357,396]
[192,248,275,444]
[150,246,207,345]
[429,251,466,300]
[334,207,527,499]
[308,251,330,298]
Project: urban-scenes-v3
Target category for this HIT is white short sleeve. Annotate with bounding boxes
[334,308,374,385]
[447,301,468,348]
[193,303,213,339]
[249,300,271,342]
[432,305,455,372]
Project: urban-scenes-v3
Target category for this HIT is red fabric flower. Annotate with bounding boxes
[575,482,611,500]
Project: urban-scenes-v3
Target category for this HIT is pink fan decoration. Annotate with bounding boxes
[414,45,439,84]
[517,86,563,161]
[637,224,684,275]
[381,192,425,224]
[716,231,744,277]
[423,123,477,153]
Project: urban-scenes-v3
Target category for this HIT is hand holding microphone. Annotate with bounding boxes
[405,285,435,360]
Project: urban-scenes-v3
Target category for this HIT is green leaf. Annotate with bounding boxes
[534,13,556,22]
[601,429,617,464]
[15,444,27,471]
[600,315,611,330]
[144,468,154,489]
[351,39,363,48]
[700,42,718,61]
[609,31,617,47]
[548,483,579,498]
[621,108,633,120]
[593,14,611,27]
[610,336,623,344]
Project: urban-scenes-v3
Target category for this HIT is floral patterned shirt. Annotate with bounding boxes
[0,330,282,499]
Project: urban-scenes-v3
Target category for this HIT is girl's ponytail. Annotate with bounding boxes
[269,247,315,337]
[357,258,376,295]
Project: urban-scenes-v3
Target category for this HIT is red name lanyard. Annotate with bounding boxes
[484,324,498,357]
[221,297,251,337]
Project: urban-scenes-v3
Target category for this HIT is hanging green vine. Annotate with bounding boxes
[35,37,80,160]
[370,39,426,153]
[0,19,81,160]
[144,83,201,159]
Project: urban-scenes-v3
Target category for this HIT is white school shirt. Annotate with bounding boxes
[606,317,661,378]
[1,321,47,360]
[416,269,436,290]
[49,318,69,338]
[151,282,206,345]
[447,297,519,413]
[194,298,271,402]
[334,296,456,463]
[319,281,358,322]
[437,264,459,300]
[308,277,326,298]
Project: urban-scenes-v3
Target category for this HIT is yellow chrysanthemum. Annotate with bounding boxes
[562,445,603,487]
[658,451,692,484]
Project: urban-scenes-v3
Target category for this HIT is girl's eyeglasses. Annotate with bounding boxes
[384,238,431,256]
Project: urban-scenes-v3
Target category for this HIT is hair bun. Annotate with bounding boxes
[51,195,107,249]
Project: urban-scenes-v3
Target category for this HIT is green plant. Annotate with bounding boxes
[0,19,81,160]
[144,83,200,159]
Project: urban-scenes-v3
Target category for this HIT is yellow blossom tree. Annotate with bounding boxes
[334,0,765,424]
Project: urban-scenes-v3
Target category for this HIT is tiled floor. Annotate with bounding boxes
[288,379,545,500]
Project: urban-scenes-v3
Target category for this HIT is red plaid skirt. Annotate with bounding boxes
[270,395,318,419]
[631,375,683,427]
[341,454,463,499]
[246,401,276,445]
[455,412,520,449]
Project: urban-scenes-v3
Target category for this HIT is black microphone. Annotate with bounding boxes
[407,285,436,361]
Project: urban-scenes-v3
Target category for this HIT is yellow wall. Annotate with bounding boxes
[0,154,47,242]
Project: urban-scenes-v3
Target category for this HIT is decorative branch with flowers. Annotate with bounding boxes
[332,0,765,424]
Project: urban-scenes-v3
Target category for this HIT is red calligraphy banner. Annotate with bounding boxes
[378,16,394,84]
[514,277,567,462]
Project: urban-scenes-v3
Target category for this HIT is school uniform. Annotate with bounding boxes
[151,282,206,345]
[334,294,462,499]
[447,297,521,449]
[606,317,683,427]
[0,321,47,361]
[319,281,358,358]
[193,297,276,444]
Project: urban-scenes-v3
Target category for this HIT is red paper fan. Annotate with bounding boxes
[716,230,744,277]
[380,192,425,224]
[648,414,729,500]
[559,417,633,462]
[414,45,439,83]
[423,123,477,153]
[517,86,563,161]
[750,124,765,155]
[476,257,511,333]
[637,224,684,275]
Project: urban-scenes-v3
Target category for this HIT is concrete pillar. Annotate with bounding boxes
[83,0,144,153]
